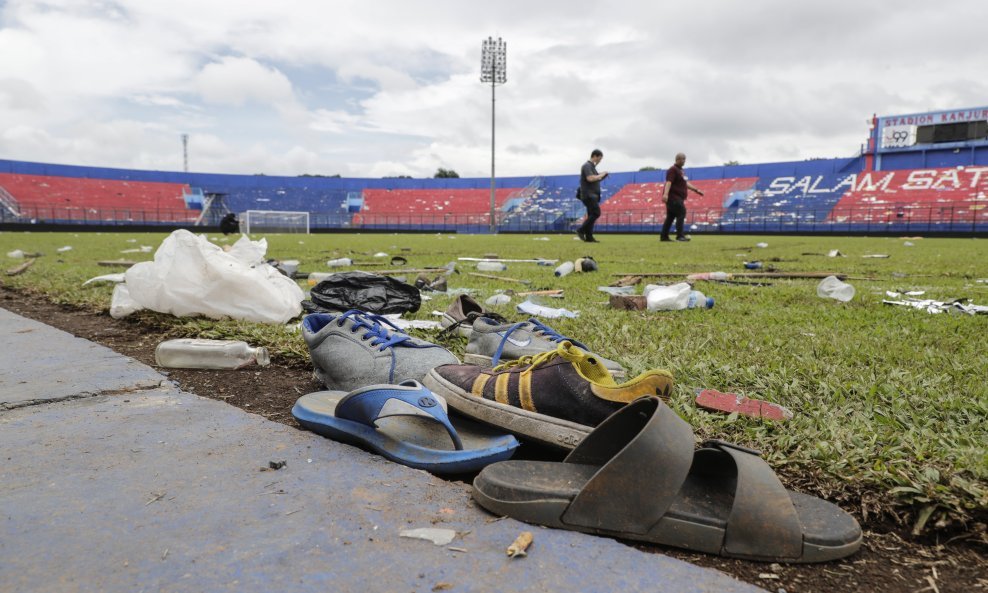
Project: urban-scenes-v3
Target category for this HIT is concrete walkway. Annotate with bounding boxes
[0,307,762,593]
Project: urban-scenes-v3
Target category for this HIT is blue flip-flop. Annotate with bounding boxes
[292,380,520,474]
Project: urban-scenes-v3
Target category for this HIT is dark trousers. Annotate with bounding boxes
[661,201,687,239]
[578,195,601,237]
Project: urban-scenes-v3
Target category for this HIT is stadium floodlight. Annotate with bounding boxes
[481,36,506,234]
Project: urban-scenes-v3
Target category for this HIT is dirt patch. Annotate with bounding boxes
[1,285,985,592]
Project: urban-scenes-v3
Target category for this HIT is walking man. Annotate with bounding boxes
[577,149,608,242]
[661,152,704,242]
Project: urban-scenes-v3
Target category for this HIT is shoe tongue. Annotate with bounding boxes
[556,342,615,385]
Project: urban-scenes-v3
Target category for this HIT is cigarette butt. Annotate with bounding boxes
[506,531,533,558]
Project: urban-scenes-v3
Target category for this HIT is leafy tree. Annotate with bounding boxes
[299,173,341,178]
[434,168,460,178]
[723,160,741,166]
[383,175,413,179]
[638,166,659,172]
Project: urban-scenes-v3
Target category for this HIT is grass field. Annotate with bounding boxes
[2,230,986,533]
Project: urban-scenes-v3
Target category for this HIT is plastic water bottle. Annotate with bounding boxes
[477,261,507,272]
[155,339,271,369]
[554,261,575,277]
[645,283,692,310]
[817,276,855,302]
[686,271,730,281]
[327,257,353,267]
[744,261,763,270]
[686,290,715,309]
[306,272,336,286]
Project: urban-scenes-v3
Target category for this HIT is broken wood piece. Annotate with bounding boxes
[515,289,563,297]
[612,271,868,281]
[695,388,793,421]
[609,294,647,310]
[468,272,531,285]
[97,260,138,268]
[610,275,643,287]
[377,268,450,275]
[5,259,35,276]
[506,531,533,558]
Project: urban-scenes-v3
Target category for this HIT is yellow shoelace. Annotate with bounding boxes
[491,341,616,386]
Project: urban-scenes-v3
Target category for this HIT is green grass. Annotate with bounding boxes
[2,230,986,532]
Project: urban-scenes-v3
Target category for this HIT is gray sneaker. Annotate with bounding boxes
[463,317,626,379]
[303,310,458,391]
[439,294,507,338]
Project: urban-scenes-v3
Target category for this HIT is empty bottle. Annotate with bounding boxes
[817,275,855,302]
[646,283,713,311]
[326,257,353,267]
[476,261,507,272]
[155,339,271,369]
[554,261,575,277]
[686,271,730,281]
[744,261,763,270]
[307,272,336,286]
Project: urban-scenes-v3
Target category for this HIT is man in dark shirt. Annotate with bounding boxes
[660,152,704,242]
[577,149,608,242]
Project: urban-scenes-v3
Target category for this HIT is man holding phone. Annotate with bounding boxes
[577,148,608,242]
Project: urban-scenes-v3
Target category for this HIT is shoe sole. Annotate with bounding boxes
[422,368,591,450]
[462,352,627,380]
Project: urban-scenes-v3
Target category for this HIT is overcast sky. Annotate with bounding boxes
[1,0,986,179]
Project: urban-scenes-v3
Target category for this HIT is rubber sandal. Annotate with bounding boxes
[293,380,520,474]
[472,397,861,562]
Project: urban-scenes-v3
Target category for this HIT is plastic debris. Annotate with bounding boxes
[903,241,915,247]
[381,314,443,330]
[399,528,457,546]
[56,246,73,252]
[485,294,512,306]
[327,257,353,267]
[476,261,507,272]
[554,261,574,277]
[390,255,408,266]
[827,249,845,257]
[755,242,768,248]
[862,254,889,259]
[6,249,25,259]
[883,298,988,315]
[109,284,141,319]
[744,261,763,270]
[598,286,636,296]
[82,273,126,286]
[373,252,389,258]
[885,290,925,298]
[533,237,550,241]
[155,338,270,369]
[517,299,578,319]
[695,388,793,421]
[686,271,731,281]
[817,276,855,302]
[506,531,533,558]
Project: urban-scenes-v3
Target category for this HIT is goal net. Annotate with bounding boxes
[242,210,310,234]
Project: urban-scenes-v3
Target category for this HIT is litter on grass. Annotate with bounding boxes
[485,293,512,306]
[56,246,73,252]
[827,249,845,258]
[695,388,793,421]
[506,531,533,558]
[82,273,126,286]
[399,528,457,546]
[817,276,855,302]
[883,298,988,315]
[6,249,25,258]
[381,314,442,331]
[517,299,578,319]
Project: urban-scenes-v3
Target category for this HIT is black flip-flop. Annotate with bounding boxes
[472,397,861,562]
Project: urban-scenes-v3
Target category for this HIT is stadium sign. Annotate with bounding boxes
[763,167,988,196]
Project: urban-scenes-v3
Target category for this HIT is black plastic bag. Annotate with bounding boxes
[305,271,421,315]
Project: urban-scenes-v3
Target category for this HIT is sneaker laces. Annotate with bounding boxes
[491,318,588,365]
[492,340,583,372]
[437,310,509,341]
[336,309,446,382]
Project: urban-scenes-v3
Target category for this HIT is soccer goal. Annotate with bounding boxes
[242,210,310,234]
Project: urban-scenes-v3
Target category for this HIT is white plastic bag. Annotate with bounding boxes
[121,230,304,323]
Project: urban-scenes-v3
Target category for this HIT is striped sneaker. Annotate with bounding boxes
[422,341,673,449]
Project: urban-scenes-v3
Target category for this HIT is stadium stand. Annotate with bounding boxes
[597,178,759,232]
[355,188,517,229]
[0,173,193,223]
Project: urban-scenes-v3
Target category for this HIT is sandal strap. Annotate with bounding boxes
[695,439,803,559]
[335,381,463,450]
[561,398,694,534]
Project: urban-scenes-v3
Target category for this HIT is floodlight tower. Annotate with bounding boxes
[480,36,506,234]
[181,133,189,173]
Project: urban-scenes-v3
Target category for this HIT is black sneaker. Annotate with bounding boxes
[660,237,672,242]
[586,236,600,243]
[576,230,587,242]
[676,236,691,242]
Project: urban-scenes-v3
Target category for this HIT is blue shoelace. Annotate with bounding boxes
[334,310,444,381]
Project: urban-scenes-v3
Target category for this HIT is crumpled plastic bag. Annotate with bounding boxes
[306,271,421,315]
[116,230,304,323]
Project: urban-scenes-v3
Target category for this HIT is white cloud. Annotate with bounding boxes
[195,57,295,107]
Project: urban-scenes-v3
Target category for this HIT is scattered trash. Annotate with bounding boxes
[609,294,647,310]
[6,249,25,259]
[646,283,713,311]
[686,271,731,281]
[886,290,925,298]
[120,246,154,254]
[154,338,271,369]
[56,246,73,252]
[468,272,530,286]
[883,298,988,315]
[862,254,890,259]
[903,241,914,247]
[327,257,353,267]
[515,289,563,298]
[611,275,642,287]
[399,528,457,546]
[432,583,454,592]
[574,256,598,272]
[485,294,512,306]
[5,259,35,276]
[755,242,768,248]
[381,314,443,330]
[373,252,389,258]
[459,257,558,264]
[743,261,763,270]
[517,299,579,319]
[415,273,448,293]
[533,237,550,241]
[98,260,138,267]
[305,272,336,286]
[82,273,126,286]
[273,259,299,278]
[390,255,408,266]
[260,460,287,471]
[827,249,845,258]
[476,261,507,272]
[554,261,574,277]
[817,276,855,302]
[109,284,141,319]
[695,388,793,421]
[506,531,533,558]
[307,271,421,315]
[598,285,636,296]
[118,231,304,323]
